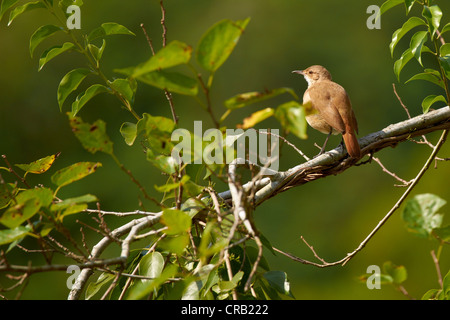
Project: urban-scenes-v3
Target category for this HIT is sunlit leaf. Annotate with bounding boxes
[147,149,178,175]
[422,95,447,113]
[137,113,175,154]
[109,78,137,104]
[0,0,18,22]
[135,70,198,96]
[161,209,192,236]
[404,0,415,14]
[433,225,450,242]
[85,272,115,300]
[51,162,102,188]
[197,18,250,72]
[0,226,30,246]
[442,23,450,35]
[120,122,137,146]
[29,24,64,57]
[39,42,76,71]
[390,17,427,57]
[127,40,192,78]
[225,87,297,110]
[263,271,295,298]
[69,115,113,155]
[410,31,428,66]
[274,101,307,139]
[439,55,450,80]
[238,108,274,129]
[8,1,45,26]
[71,84,110,116]
[383,261,407,284]
[0,183,16,209]
[87,39,106,62]
[379,0,404,17]
[15,153,59,174]
[402,193,446,238]
[405,72,445,89]
[50,194,97,212]
[88,22,135,42]
[422,5,442,38]
[0,188,53,228]
[58,68,92,111]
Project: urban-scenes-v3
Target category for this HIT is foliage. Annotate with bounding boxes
[0,0,302,300]
[0,0,449,301]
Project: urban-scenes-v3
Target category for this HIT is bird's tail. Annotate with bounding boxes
[343,129,360,158]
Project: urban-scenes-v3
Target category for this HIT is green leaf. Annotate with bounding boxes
[68,115,113,155]
[126,40,192,78]
[51,162,102,188]
[422,288,441,300]
[158,234,189,255]
[394,48,413,81]
[443,269,450,298]
[410,31,428,66]
[405,72,446,89]
[85,272,115,300]
[422,95,447,113]
[29,24,64,58]
[442,23,450,35]
[71,84,109,116]
[109,78,137,104]
[138,251,164,282]
[133,70,198,96]
[39,42,76,71]
[0,226,30,246]
[263,271,295,298]
[274,101,307,139]
[197,18,250,72]
[87,39,106,62]
[57,68,92,111]
[433,225,450,242]
[8,1,45,26]
[238,108,275,129]
[225,87,298,110]
[402,193,446,238]
[440,44,450,57]
[0,0,18,22]
[128,263,177,300]
[383,261,407,284]
[50,194,97,212]
[0,188,53,228]
[379,0,404,16]
[390,17,427,57]
[0,183,16,209]
[439,55,450,80]
[136,113,175,154]
[422,5,442,38]
[120,122,137,146]
[15,154,59,174]
[161,208,192,235]
[88,22,135,42]
[404,0,415,14]
[146,149,178,175]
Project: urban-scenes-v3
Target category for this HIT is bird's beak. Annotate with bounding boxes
[292,70,304,75]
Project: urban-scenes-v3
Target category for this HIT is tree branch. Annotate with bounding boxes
[66,106,450,299]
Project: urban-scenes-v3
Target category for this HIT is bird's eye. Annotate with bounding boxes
[308,71,313,74]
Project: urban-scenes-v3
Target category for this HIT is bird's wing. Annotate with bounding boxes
[307,81,347,133]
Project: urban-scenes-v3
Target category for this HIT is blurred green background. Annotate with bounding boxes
[1,0,450,299]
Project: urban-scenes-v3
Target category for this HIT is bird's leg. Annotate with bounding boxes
[317,129,332,156]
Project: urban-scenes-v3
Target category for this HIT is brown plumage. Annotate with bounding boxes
[292,65,360,158]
